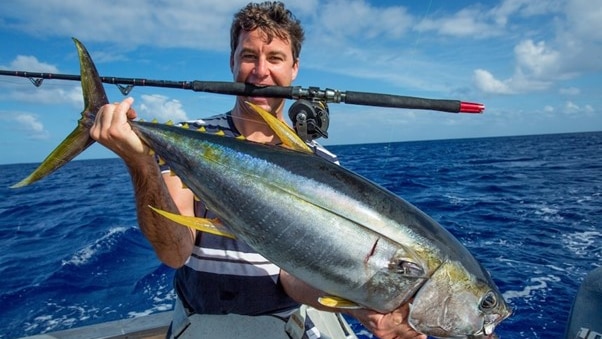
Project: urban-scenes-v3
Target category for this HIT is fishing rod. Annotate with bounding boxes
[0,69,485,142]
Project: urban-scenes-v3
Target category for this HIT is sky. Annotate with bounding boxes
[0,0,600,165]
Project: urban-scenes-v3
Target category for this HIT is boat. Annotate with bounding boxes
[564,266,602,339]
[18,306,358,339]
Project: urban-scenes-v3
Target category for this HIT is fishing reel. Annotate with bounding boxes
[288,98,330,143]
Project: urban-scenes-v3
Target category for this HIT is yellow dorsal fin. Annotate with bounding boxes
[245,101,312,153]
[317,296,362,310]
[148,206,236,239]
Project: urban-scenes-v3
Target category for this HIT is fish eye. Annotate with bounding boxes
[480,291,498,311]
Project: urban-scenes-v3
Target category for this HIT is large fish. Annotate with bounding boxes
[13,39,511,338]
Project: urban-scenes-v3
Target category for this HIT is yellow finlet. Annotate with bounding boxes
[198,126,206,133]
[317,296,362,309]
[215,130,225,136]
[245,101,312,153]
[148,206,236,239]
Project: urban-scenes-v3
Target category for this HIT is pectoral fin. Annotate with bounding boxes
[245,101,312,154]
[318,296,362,309]
[148,206,236,239]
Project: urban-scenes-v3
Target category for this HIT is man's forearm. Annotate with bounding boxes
[127,156,194,268]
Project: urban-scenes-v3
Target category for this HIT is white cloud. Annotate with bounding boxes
[9,85,83,106]
[473,69,513,94]
[1,112,50,139]
[559,87,580,95]
[0,0,246,51]
[4,55,59,73]
[138,94,188,122]
[416,7,501,38]
[564,101,580,114]
[563,101,595,115]
[311,0,413,41]
[514,40,560,79]
[472,0,601,96]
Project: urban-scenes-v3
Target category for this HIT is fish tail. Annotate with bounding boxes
[11,38,107,188]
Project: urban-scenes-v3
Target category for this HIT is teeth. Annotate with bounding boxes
[484,322,496,335]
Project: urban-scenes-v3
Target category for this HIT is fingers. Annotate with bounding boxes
[93,98,134,136]
[348,305,426,339]
[91,97,148,158]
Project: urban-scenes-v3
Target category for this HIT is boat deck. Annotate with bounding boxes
[19,311,171,339]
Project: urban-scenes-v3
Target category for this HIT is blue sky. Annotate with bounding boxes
[0,0,600,165]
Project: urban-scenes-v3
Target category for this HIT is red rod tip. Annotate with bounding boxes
[460,102,485,113]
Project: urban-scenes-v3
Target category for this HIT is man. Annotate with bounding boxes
[90,2,425,339]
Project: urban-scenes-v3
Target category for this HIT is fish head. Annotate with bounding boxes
[408,260,511,338]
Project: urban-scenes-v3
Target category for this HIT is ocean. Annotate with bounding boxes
[0,131,600,338]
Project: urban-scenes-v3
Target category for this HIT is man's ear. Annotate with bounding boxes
[292,58,299,81]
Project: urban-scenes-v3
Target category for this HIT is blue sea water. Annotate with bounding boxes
[0,131,600,338]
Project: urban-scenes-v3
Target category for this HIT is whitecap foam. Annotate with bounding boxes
[503,275,560,302]
[61,227,128,266]
[561,230,602,257]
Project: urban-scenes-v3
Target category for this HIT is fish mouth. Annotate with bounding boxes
[474,308,512,338]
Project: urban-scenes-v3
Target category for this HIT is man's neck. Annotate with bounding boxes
[231,101,285,144]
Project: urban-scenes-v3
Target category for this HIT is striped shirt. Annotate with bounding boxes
[161,112,338,318]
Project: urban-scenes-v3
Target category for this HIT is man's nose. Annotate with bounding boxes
[253,57,269,77]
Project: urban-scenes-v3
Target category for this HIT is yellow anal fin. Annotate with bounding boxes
[318,296,363,310]
[148,206,236,239]
[245,101,312,154]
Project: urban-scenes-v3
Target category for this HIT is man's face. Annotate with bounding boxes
[230,29,299,117]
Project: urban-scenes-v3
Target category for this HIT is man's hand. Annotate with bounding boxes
[90,97,150,163]
[346,303,427,339]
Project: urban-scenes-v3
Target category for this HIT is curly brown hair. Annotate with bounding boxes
[230,1,305,64]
